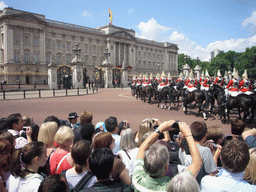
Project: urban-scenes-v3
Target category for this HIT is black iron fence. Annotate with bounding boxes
[0,87,98,100]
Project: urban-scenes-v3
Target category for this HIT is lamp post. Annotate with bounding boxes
[184,55,190,64]
[104,48,111,64]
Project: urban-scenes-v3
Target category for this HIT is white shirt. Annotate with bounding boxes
[117,148,139,178]
[7,173,43,192]
[8,129,27,149]
[201,169,256,192]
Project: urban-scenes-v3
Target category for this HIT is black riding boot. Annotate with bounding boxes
[204,91,209,108]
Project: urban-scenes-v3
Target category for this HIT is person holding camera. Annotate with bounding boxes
[178,121,220,184]
[132,120,202,192]
[7,113,32,149]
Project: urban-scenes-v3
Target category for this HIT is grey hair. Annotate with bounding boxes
[167,171,200,192]
[144,142,169,177]
[119,129,136,150]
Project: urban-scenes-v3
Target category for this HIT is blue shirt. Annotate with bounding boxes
[245,135,256,148]
[201,169,256,192]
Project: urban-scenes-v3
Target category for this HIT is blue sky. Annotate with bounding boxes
[2,0,256,61]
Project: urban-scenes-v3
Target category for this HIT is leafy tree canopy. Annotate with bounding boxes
[178,46,256,78]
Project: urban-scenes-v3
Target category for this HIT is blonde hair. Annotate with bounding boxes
[137,121,153,147]
[244,148,256,185]
[54,126,74,148]
[38,122,58,148]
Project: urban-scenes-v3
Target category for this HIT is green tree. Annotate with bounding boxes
[209,56,230,76]
[235,46,256,78]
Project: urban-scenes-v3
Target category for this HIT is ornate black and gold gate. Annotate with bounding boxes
[57,65,72,89]
[93,66,104,88]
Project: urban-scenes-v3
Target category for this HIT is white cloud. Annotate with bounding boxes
[169,31,185,41]
[242,11,256,28]
[82,11,92,18]
[0,1,7,10]
[128,8,135,15]
[136,18,173,41]
[136,18,256,61]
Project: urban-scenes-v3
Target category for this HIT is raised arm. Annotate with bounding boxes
[137,120,175,159]
[179,122,202,177]
[242,129,256,140]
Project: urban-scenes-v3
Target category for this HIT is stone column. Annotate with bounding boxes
[20,27,24,62]
[119,43,121,66]
[71,62,83,88]
[48,62,58,89]
[123,44,126,68]
[103,65,113,88]
[4,25,14,63]
[194,65,202,79]
[40,29,46,64]
[121,69,128,87]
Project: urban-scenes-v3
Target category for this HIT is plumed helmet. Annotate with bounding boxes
[232,68,236,77]
[201,71,205,78]
[205,69,210,77]
[179,72,183,78]
[167,72,171,78]
[189,70,194,78]
[242,70,248,79]
[234,70,239,79]
[150,73,153,78]
[161,71,166,77]
[217,69,222,77]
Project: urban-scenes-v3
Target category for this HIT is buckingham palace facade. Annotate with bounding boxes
[0,7,178,86]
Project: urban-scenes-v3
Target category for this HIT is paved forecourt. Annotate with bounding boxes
[0,88,249,135]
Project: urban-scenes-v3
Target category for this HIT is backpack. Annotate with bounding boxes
[61,170,94,192]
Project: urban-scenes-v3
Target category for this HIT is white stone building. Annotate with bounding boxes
[0,7,179,86]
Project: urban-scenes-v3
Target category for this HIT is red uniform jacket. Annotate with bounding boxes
[214,77,224,86]
[226,79,239,91]
[239,80,252,92]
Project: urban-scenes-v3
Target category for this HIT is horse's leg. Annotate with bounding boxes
[227,107,230,119]
[201,103,207,120]
[183,100,188,114]
[238,106,242,120]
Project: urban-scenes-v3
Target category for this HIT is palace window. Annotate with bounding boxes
[67,56,71,64]
[92,56,96,66]
[67,42,71,50]
[24,36,29,45]
[84,56,88,65]
[92,45,96,53]
[57,40,61,49]
[33,38,38,46]
[14,52,19,62]
[46,39,51,48]
[34,54,38,62]
[14,35,19,44]
[46,55,51,64]
[24,53,29,62]
[84,44,88,52]
[57,56,61,64]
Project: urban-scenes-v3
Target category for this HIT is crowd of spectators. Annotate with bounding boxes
[0,112,256,192]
